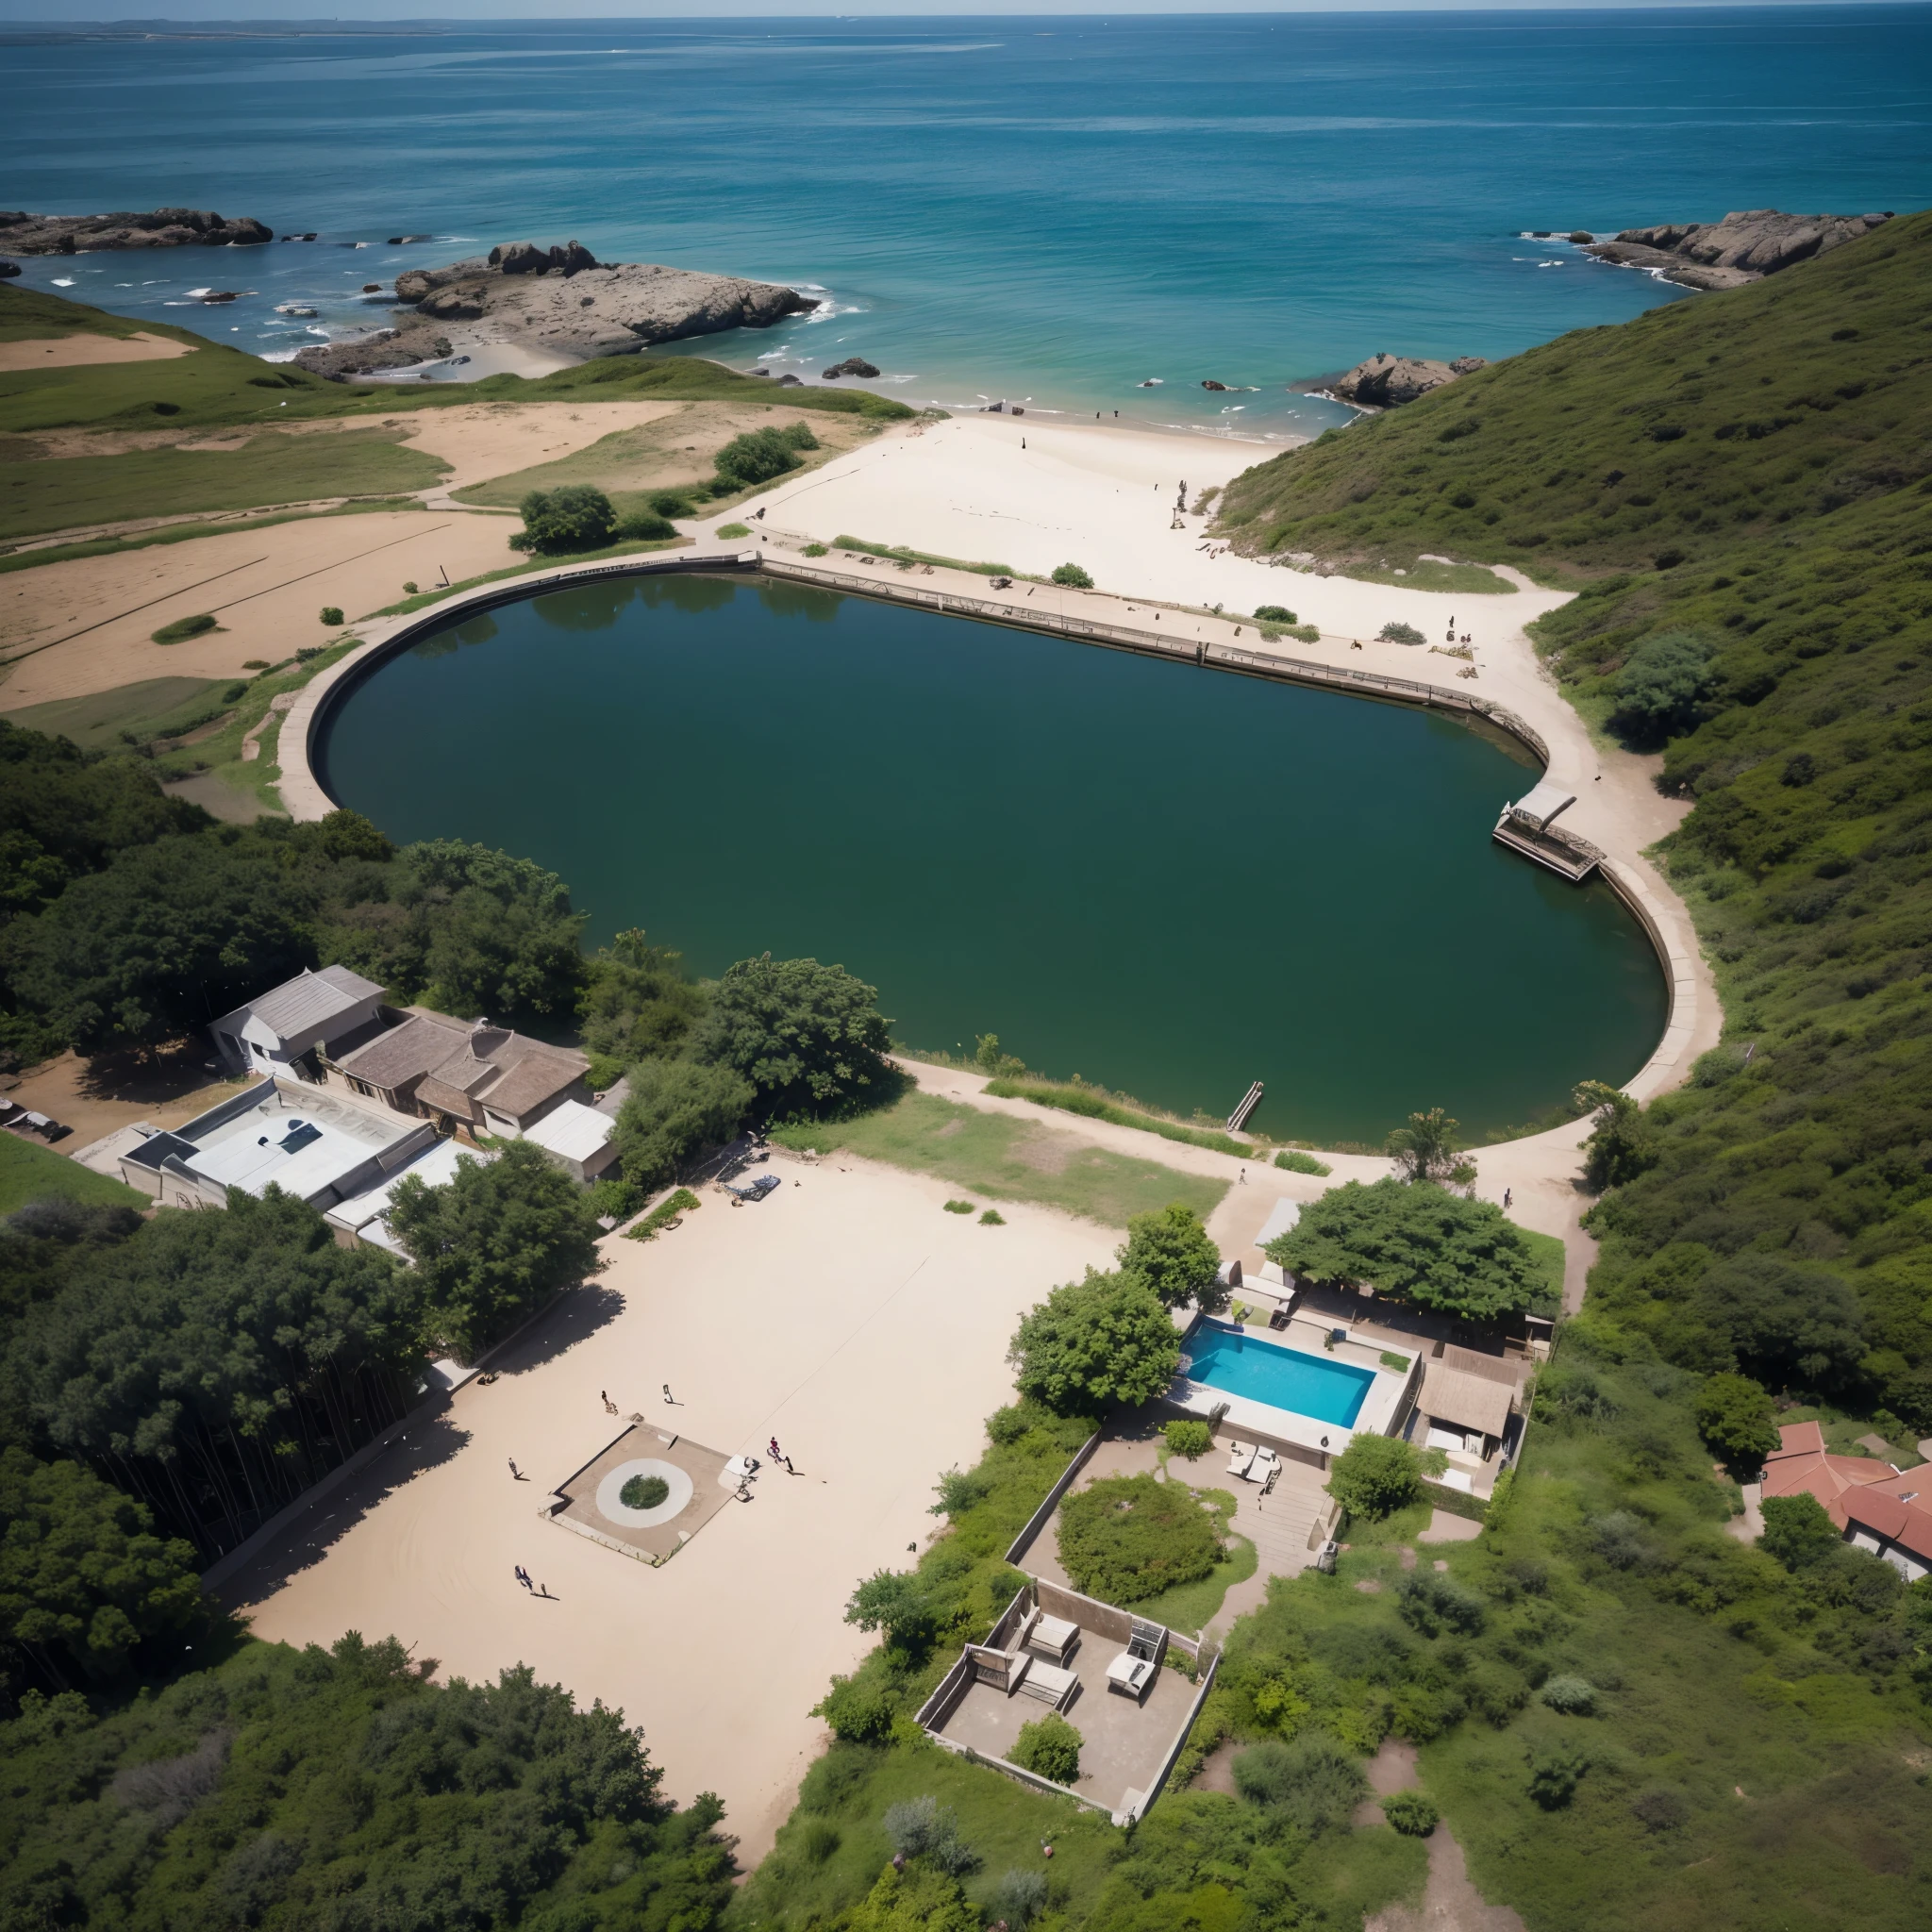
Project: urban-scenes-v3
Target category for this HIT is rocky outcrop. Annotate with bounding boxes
[0,260,19,280]
[0,208,272,253]
[822,356,879,379]
[1585,208,1892,291]
[289,331,456,379]
[298,242,819,376]
[1329,353,1487,409]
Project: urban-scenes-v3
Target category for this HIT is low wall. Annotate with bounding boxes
[1004,1426,1104,1568]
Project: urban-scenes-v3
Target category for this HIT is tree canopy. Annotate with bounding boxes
[387,1139,605,1361]
[1692,1373,1781,1468]
[1118,1201,1224,1313]
[1324,1432,1427,1519]
[1266,1178,1541,1322]
[1384,1108,1473,1186]
[1008,1269,1181,1415]
[511,483,618,554]
[613,1057,754,1193]
[693,954,892,1119]
[580,927,706,1064]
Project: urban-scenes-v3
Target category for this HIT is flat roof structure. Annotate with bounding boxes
[325,1137,491,1251]
[522,1099,615,1164]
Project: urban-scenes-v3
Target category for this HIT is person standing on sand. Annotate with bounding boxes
[769,1436,782,1462]
[508,1457,523,1481]
[662,1383,674,1405]
[1503,1188,1513,1209]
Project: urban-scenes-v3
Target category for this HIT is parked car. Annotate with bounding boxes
[724,1174,781,1204]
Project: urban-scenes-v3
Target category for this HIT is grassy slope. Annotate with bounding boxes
[0,1134,145,1214]
[768,1090,1227,1226]
[4,677,231,751]
[1218,209,1932,1434]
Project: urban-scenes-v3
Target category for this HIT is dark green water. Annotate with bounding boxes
[317,575,1666,1145]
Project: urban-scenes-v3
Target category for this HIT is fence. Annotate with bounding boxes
[1004,1427,1105,1567]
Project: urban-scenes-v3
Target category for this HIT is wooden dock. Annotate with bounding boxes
[1226,1082,1264,1134]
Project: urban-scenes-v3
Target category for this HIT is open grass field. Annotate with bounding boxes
[3,675,232,749]
[0,425,450,541]
[771,1090,1228,1229]
[0,1133,144,1213]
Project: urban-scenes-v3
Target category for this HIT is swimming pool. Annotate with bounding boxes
[1183,1327,1375,1428]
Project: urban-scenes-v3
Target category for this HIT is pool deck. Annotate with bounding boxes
[1169,1314,1419,1464]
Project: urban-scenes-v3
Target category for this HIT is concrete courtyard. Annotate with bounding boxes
[222,1151,1112,1861]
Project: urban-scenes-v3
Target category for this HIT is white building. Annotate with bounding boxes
[520,1098,621,1186]
[210,965,388,1078]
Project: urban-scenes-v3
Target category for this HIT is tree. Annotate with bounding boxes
[1574,1081,1656,1191]
[2,833,316,1054]
[1057,1473,1223,1602]
[712,424,816,491]
[1384,1108,1473,1185]
[1050,563,1093,588]
[510,484,618,554]
[843,1569,935,1648]
[693,954,892,1118]
[1758,1491,1843,1571]
[1692,1373,1780,1467]
[1007,1269,1181,1415]
[843,1863,978,1932]
[1118,1201,1224,1313]
[388,1140,605,1360]
[1695,1257,1867,1391]
[0,1448,202,1693]
[580,928,706,1063]
[1267,1177,1541,1322]
[1325,1432,1426,1519]
[1608,629,1716,747]
[1008,1712,1083,1785]
[612,1058,754,1192]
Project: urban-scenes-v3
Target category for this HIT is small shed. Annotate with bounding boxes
[522,1098,620,1186]
[1506,779,1577,832]
[1419,1359,1515,1461]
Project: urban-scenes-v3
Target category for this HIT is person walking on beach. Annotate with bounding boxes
[663,1383,674,1405]
[769,1436,782,1462]
[515,1566,532,1592]
[1503,1188,1513,1210]
[508,1457,524,1481]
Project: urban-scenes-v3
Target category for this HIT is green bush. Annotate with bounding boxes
[1164,1418,1213,1459]
[617,508,677,541]
[510,483,618,555]
[1758,1491,1845,1571]
[1057,1471,1223,1602]
[1541,1674,1597,1714]
[716,522,751,539]
[149,612,218,644]
[1378,621,1425,645]
[712,422,818,491]
[802,541,829,557]
[585,1174,642,1223]
[1231,1736,1367,1835]
[613,1058,754,1192]
[1607,629,1717,747]
[1008,1711,1083,1785]
[1254,604,1297,623]
[1274,1149,1332,1175]
[1692,1372,1780,1466]
[1382,1790,1440,1836]
[1325,1432,1425,1519]
[1527,1744,1588,1808]
[1396,1570,1487,1638]
[979,1208,1005,1225]
[798,1817,841,1865]
[319,605,343,625]
[985,1870,1050,1930]
[929,1467,992,1518]
[882,1794,978,1874]
[812,1673,896,1742]
[647,488,694,517]
[620,1474,670,1510]
[1051,562,1094,588]
[942,1198,974,1214]
[1009,1269,1182,1414]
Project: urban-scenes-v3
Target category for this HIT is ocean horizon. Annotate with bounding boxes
[6,7,1927,435]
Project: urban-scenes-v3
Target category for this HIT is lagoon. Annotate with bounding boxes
[317,575,1667,1146]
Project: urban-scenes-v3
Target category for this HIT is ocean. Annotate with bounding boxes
[6,7,1926,440]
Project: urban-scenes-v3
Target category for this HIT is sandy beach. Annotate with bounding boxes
[0,330,193,371]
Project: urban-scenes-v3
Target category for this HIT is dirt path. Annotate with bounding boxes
[1358,1738,1527,1932]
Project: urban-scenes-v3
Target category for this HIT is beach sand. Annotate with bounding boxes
[224,1153,1112,1862]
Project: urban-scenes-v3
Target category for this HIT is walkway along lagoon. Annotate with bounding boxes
[299,554,1667,1147]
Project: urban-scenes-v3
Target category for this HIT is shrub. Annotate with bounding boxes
[1008,1268,1181,1414]
[1231,1736,1367,1835]
[585,1174,641,1223]
[1326,1432,1424,1519]
[647,489,694,517]
[942,1198,974,1214]
[1607,629,1717,747]
[1382,1790,1440,1836]
[797,1743,875,1812]
[1395,1570,1486,1637]
[713,423,817,491]
[613,1058,754,1192]
[403,580,418,594]
[1274,1149,1332,1175]
[510,484,618,555]
[1254,604,1297,623]
[979,1208,1005,1225]
[717,522,752,539]
[1540,1674,1597,1714]
[802,541,829,557]
[150,613,219,644]
[844,1568,936,1647]
[319,606,343,625]
[797,1818,841,1865]
[984,1870,1050,1930]
[1008,1712,1082,1785]
[619,1474,670,1510]
[985,1402,1043,1446]
[883,1795,979,1874]
[929,1467,991,1518]
[1631,1786,1690,1833]
[1164,1418,1213,1459]
[1378,621,1425,645]
[1693,1372,1780,1466]
[812,1674,895,1743]
[1051,562,1093,588]
[1057,1471,1223,1602]
[1759,1491,1844,1571]
[617,509,677,541]
[1526,1744,1587,1808]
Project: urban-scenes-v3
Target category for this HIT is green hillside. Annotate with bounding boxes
[1221,212,1932,1432]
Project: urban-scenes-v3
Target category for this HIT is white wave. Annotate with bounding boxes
[52,277,75,288]
[258,348,303,363]
[185,287,213,298]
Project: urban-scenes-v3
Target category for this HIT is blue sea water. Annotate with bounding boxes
[1184,1325,1376,1427]
[6,8,1926,439]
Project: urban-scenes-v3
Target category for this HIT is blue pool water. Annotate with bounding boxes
[1185,1325,1375,1428]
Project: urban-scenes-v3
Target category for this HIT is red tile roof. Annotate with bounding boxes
[1843,1473,1932,1563]
[1760,1422,1892,1528]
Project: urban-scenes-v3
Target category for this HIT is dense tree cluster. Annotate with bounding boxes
[0,1632,737,1931]
[1007,1269,1181,1414]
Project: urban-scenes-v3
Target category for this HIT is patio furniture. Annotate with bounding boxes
[1106,1619,1167,1703]
[1268,1304,1291,1331]
[1016,1660,1078,1710]
[1022,1611,1079,1666]
[967,1644,1031,1696]
[1226,1442,1258,1480]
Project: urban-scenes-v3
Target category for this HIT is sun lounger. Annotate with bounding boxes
[1023,1612,1079,1666]
[1106,1653,1157,1699]
[1226,1442,1257,1480]
[968,1644,1031,1696]
[1016,1660,1078,1710]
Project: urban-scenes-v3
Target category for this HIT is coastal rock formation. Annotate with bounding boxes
[1330,353,1486,408]
[288,330,457,378]
[0,260,18,280]
[0,208,272,253]
[297,242,819,377]
[1585,208,1892,291]
[822,356,880,379]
